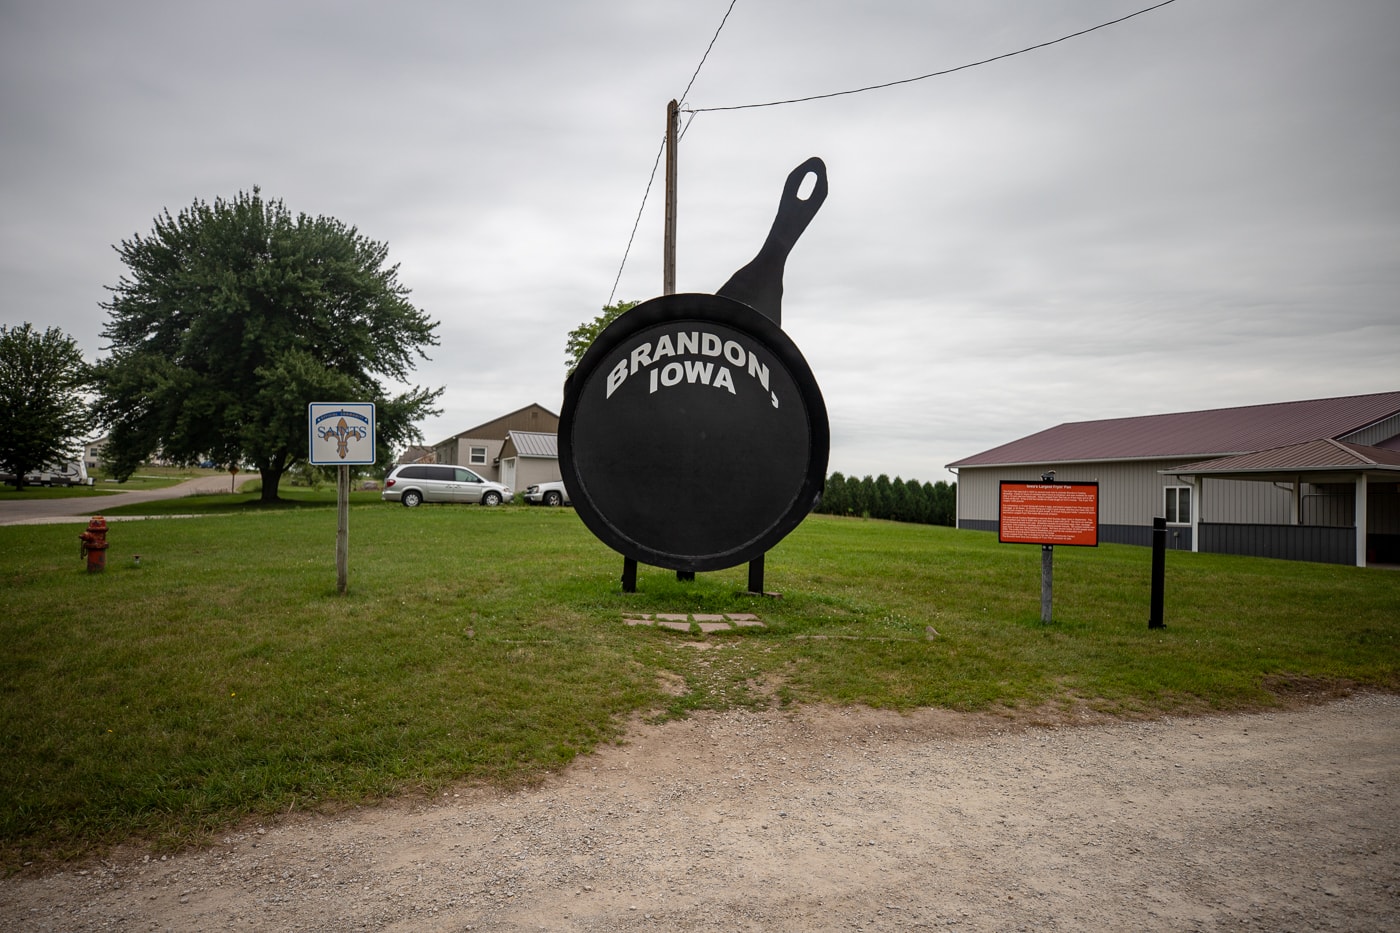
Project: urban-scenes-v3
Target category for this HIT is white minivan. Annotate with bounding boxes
[380,463,512,507]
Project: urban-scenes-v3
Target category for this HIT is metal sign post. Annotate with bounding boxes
[308,403,376,595]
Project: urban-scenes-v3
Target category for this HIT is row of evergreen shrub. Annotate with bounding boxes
[815,472,956,526]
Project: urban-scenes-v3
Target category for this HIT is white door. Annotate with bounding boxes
[501,458,517,493]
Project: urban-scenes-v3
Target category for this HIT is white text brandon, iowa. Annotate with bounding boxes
[605,331,779,408]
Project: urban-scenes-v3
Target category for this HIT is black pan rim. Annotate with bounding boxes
[560,293,830,573]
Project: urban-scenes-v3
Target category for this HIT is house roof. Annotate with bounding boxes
[506,431,558,458]
[1165,439,1400,477]
[430,403,560,447]
[947,391,1400,468]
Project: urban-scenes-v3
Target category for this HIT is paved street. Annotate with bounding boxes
[0,474,258,526]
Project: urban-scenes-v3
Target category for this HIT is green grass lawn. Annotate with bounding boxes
[0,465,221,500]
[95,483,378,515]
[1,503,1396,871]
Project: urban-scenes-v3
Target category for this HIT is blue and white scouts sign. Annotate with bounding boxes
[308,403,376,465]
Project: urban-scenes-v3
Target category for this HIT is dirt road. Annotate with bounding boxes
[0,474,258,526]
[3,692,1396,932]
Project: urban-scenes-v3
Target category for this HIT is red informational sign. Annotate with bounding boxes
[999,481,1099,547]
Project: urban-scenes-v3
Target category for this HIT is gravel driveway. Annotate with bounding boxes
[3,693,1396,932]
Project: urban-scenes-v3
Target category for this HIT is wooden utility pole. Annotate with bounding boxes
[663,99,679,296]
[660,98,692,586]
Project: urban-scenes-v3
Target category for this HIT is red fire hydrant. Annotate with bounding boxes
[79,515,109,574]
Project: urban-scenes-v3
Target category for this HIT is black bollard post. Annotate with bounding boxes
[1149,517,1166,629]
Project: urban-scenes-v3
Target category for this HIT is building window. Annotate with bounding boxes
[469,446,487,465]
[1165,486,1192,524]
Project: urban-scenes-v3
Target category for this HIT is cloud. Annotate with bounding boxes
[3,0,1397,482]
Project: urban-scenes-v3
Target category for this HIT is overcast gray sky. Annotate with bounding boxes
[3,0,1396,481]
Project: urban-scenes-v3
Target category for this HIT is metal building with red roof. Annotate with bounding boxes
[946,391,1400,567]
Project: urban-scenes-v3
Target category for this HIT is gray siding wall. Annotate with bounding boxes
[958,519,1192,549]
[956,461,1292,528]
[956,461,1180,527]
[1303,483,1354,526]
[1370,484,1400,534]
[1198,523,1355,565]
[1205,477,1294,523]
[1342,412,1400,447]
[954,462,1387,565]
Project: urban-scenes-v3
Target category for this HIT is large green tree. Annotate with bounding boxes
[0,323,93,490]
[565,299,638,375]
[93,189,442,500]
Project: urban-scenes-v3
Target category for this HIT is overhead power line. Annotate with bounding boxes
[685,0,1179,114]
[680,0,739,105]
[605,133,667,309]
[607,0,739,307]
[608,0,1179,305]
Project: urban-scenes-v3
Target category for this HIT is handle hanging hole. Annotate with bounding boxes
[795,171,819,201]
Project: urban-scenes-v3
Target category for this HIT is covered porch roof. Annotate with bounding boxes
[1163,438,1400,482]
[1162,439,1400,568]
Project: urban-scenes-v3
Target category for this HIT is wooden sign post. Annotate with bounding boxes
[999,478,1099,622]
[308,403,376,595]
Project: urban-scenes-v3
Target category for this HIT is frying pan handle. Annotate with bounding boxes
[717,156,827,327]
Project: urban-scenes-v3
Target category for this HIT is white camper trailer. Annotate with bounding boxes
[12,460,94,486]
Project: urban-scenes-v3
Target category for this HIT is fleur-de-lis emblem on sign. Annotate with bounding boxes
[318,416,369,459]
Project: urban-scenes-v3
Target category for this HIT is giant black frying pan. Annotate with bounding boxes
[560,158,829,574]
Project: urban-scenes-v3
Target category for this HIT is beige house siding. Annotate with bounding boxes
[500,457,560,493]
[498,430,562,493]
[83,438,106,470]
[433,436,505,476]
[428,404,560,482]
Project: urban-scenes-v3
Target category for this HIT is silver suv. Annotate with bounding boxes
[381,464,512,507]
